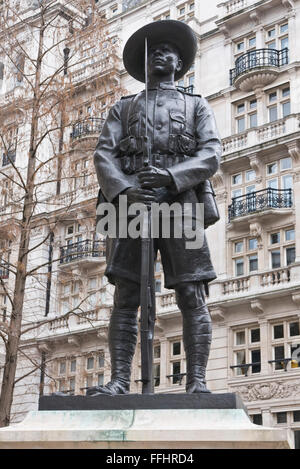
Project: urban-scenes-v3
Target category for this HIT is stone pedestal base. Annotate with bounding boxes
[0,408,293,449]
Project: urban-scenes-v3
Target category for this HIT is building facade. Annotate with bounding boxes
[0,0,300,448]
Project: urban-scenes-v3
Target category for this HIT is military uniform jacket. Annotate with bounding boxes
[94,82,222,207]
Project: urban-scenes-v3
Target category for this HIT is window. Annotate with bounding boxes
[271,320,300,371]
[169,339,185,385]
[268,227,295,269]
[266,157,293,196]
[235,241,243,253]
[70,359,76,373]
[232,236,259,276]
[285,228,295,241]
[87,356,94,369]
[286,246,295,265]
[153,343,161,387]
[60,279,82,314]
[85,351,105,390]
[271,232,280,244]
[293,411,300,422]
[232,326,261,376]
[271,250,281,268]
[235,258,244,276]
[234,97,258,132]
[252,414,263,425]
[73,158,89,189]
[265,23,289,51]
[267,85,291,122]
[53,356,79,395]
[249,112,257,128]
[1,127,18,167]
[233,33,256,61]
[249,254,258,272]
[246,170,256,182]
[249,37,256,48]
[289,322,300,337]
[232,173,242,185]
[154,10,171,21]
[269,105,278,122]
[280,157,292,170]
[249,238,258,250]
[276,412,287,424]
[176,1,194,20]
[236,330,245,345]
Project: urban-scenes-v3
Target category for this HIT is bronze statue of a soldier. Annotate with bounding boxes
[88,20,222,396]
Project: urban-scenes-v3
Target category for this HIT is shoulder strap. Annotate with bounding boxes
[183,93,197,136]
[120,94,140,136]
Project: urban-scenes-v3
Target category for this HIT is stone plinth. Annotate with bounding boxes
[38,392,247,412]
[0,393,294,449]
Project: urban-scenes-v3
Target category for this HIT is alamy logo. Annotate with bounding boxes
[96,195,205,249]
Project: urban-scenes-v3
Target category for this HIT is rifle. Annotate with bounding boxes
[140,37,156,394]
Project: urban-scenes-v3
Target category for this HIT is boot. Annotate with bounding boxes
[86,308,138,396]
[182,305,212,393]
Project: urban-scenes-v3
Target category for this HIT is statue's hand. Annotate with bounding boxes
[124,186,156,205]
[137,166,172,189]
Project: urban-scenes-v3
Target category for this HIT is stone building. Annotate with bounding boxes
[0,0,300,448]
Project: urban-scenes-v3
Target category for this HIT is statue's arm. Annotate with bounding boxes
[166,97,222,193]
[94,101,134,202]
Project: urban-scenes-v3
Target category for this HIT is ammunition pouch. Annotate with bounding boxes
[196,180,220,229]
[169,134,197,154]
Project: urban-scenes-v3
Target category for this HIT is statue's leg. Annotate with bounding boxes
[86,277,139,396]
[175,281,212,393]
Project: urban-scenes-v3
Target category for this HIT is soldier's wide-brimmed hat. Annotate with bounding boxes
[123,20,197,83]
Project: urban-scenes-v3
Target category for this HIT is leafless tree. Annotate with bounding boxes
[0,0,124,426]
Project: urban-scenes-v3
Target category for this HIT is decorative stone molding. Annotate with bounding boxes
[209,306,225,322]
[37,342,52,353]
[67,336,81,348]
[250,300,264,316]
[97,329,108,341]
[250,11,260,26]
[219,25,230,39]
[292,293,300,310]
[215,191,228,203]
[235,70,279,92]
[282,0,295,11]
[286,141,300,163]
[155,319,164,332]
[232,381,300,402]
[211,170,225,189]
[249,221,263,246]
[293,171,300,183]
[248,153,261,174]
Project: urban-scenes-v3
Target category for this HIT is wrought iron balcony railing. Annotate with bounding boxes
[0,261,9,279]
[60,239,106,264]
[230,48,289,85]
[228,188,292,222]
[70,117,104,140]
[2,150,16,167]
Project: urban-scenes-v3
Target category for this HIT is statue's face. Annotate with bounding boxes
[148,42,183,77]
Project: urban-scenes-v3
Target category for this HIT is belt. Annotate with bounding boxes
[118,153,189,175]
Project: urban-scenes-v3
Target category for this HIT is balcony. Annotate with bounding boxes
[70,117,104,141]
[2,150,16,167]
[222,114,300,159]
[230,48,288,91]
[228,188,292,222]
[217,0,256,18]
[59,239,106,267]
[0,261,9,279]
